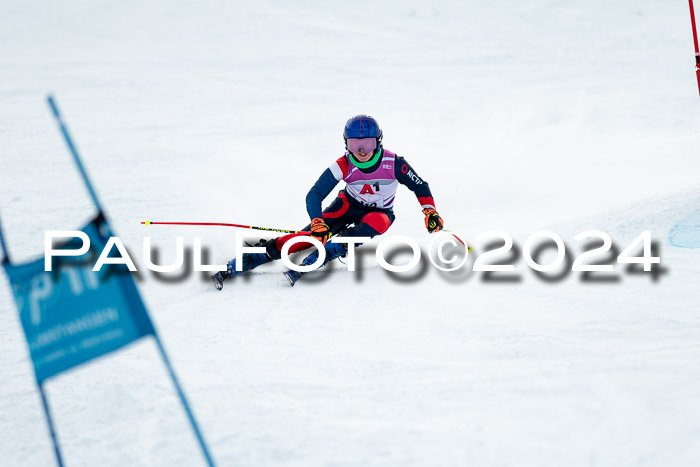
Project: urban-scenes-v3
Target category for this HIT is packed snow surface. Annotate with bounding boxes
[1,1,699,466]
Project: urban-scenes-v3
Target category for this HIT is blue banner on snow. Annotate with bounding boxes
[3,213,154,383]
[669,207,700,249]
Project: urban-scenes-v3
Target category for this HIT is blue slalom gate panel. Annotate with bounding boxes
[3,213,154,383]
[0,95,215,467]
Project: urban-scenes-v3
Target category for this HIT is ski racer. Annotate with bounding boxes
[212,114,444,288]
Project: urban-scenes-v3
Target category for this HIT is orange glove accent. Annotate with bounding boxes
[310,217,331,244]
[423,208,443,233]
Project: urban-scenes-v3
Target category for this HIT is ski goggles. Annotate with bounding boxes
[347,138,377,155]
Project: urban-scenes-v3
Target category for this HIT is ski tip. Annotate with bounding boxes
[212,273,225,291]
[283,271,296,287]
[142,221,151,225]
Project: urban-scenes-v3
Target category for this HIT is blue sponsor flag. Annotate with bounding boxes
[3,213,154,383]
[0,96,215,467]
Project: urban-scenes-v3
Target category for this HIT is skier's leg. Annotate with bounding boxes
[283,237,351,286]
[266,193,358,259]
[213,195,359,290]
[309,210,394,265]
[344,211,395,238]
[211,239,274,290]
[226,239,274,275]
[284,210,395,286]
[302,210,395,265]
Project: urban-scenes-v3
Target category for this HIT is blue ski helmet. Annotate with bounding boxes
[343,115,383,151]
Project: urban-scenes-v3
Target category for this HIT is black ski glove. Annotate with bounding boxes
[423,208,443,233]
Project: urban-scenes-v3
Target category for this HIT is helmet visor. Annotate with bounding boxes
[347,138,377,155]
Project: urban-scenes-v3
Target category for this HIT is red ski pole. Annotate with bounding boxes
[690,0,700,95]
[141,221,309,235]
[440,229,473,253]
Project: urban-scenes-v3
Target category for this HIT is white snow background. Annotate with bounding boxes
[1,0,699,465]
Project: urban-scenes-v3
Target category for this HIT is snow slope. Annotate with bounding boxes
[1,1,699,466]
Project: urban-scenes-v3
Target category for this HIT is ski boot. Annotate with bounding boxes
[212,239,274,290]
[283,241,348,287]
[211,270,227,291]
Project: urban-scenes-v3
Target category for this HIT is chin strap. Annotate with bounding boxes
[349,148,382,169]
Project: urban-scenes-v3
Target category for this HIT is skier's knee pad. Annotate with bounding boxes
[357,212,393,236]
